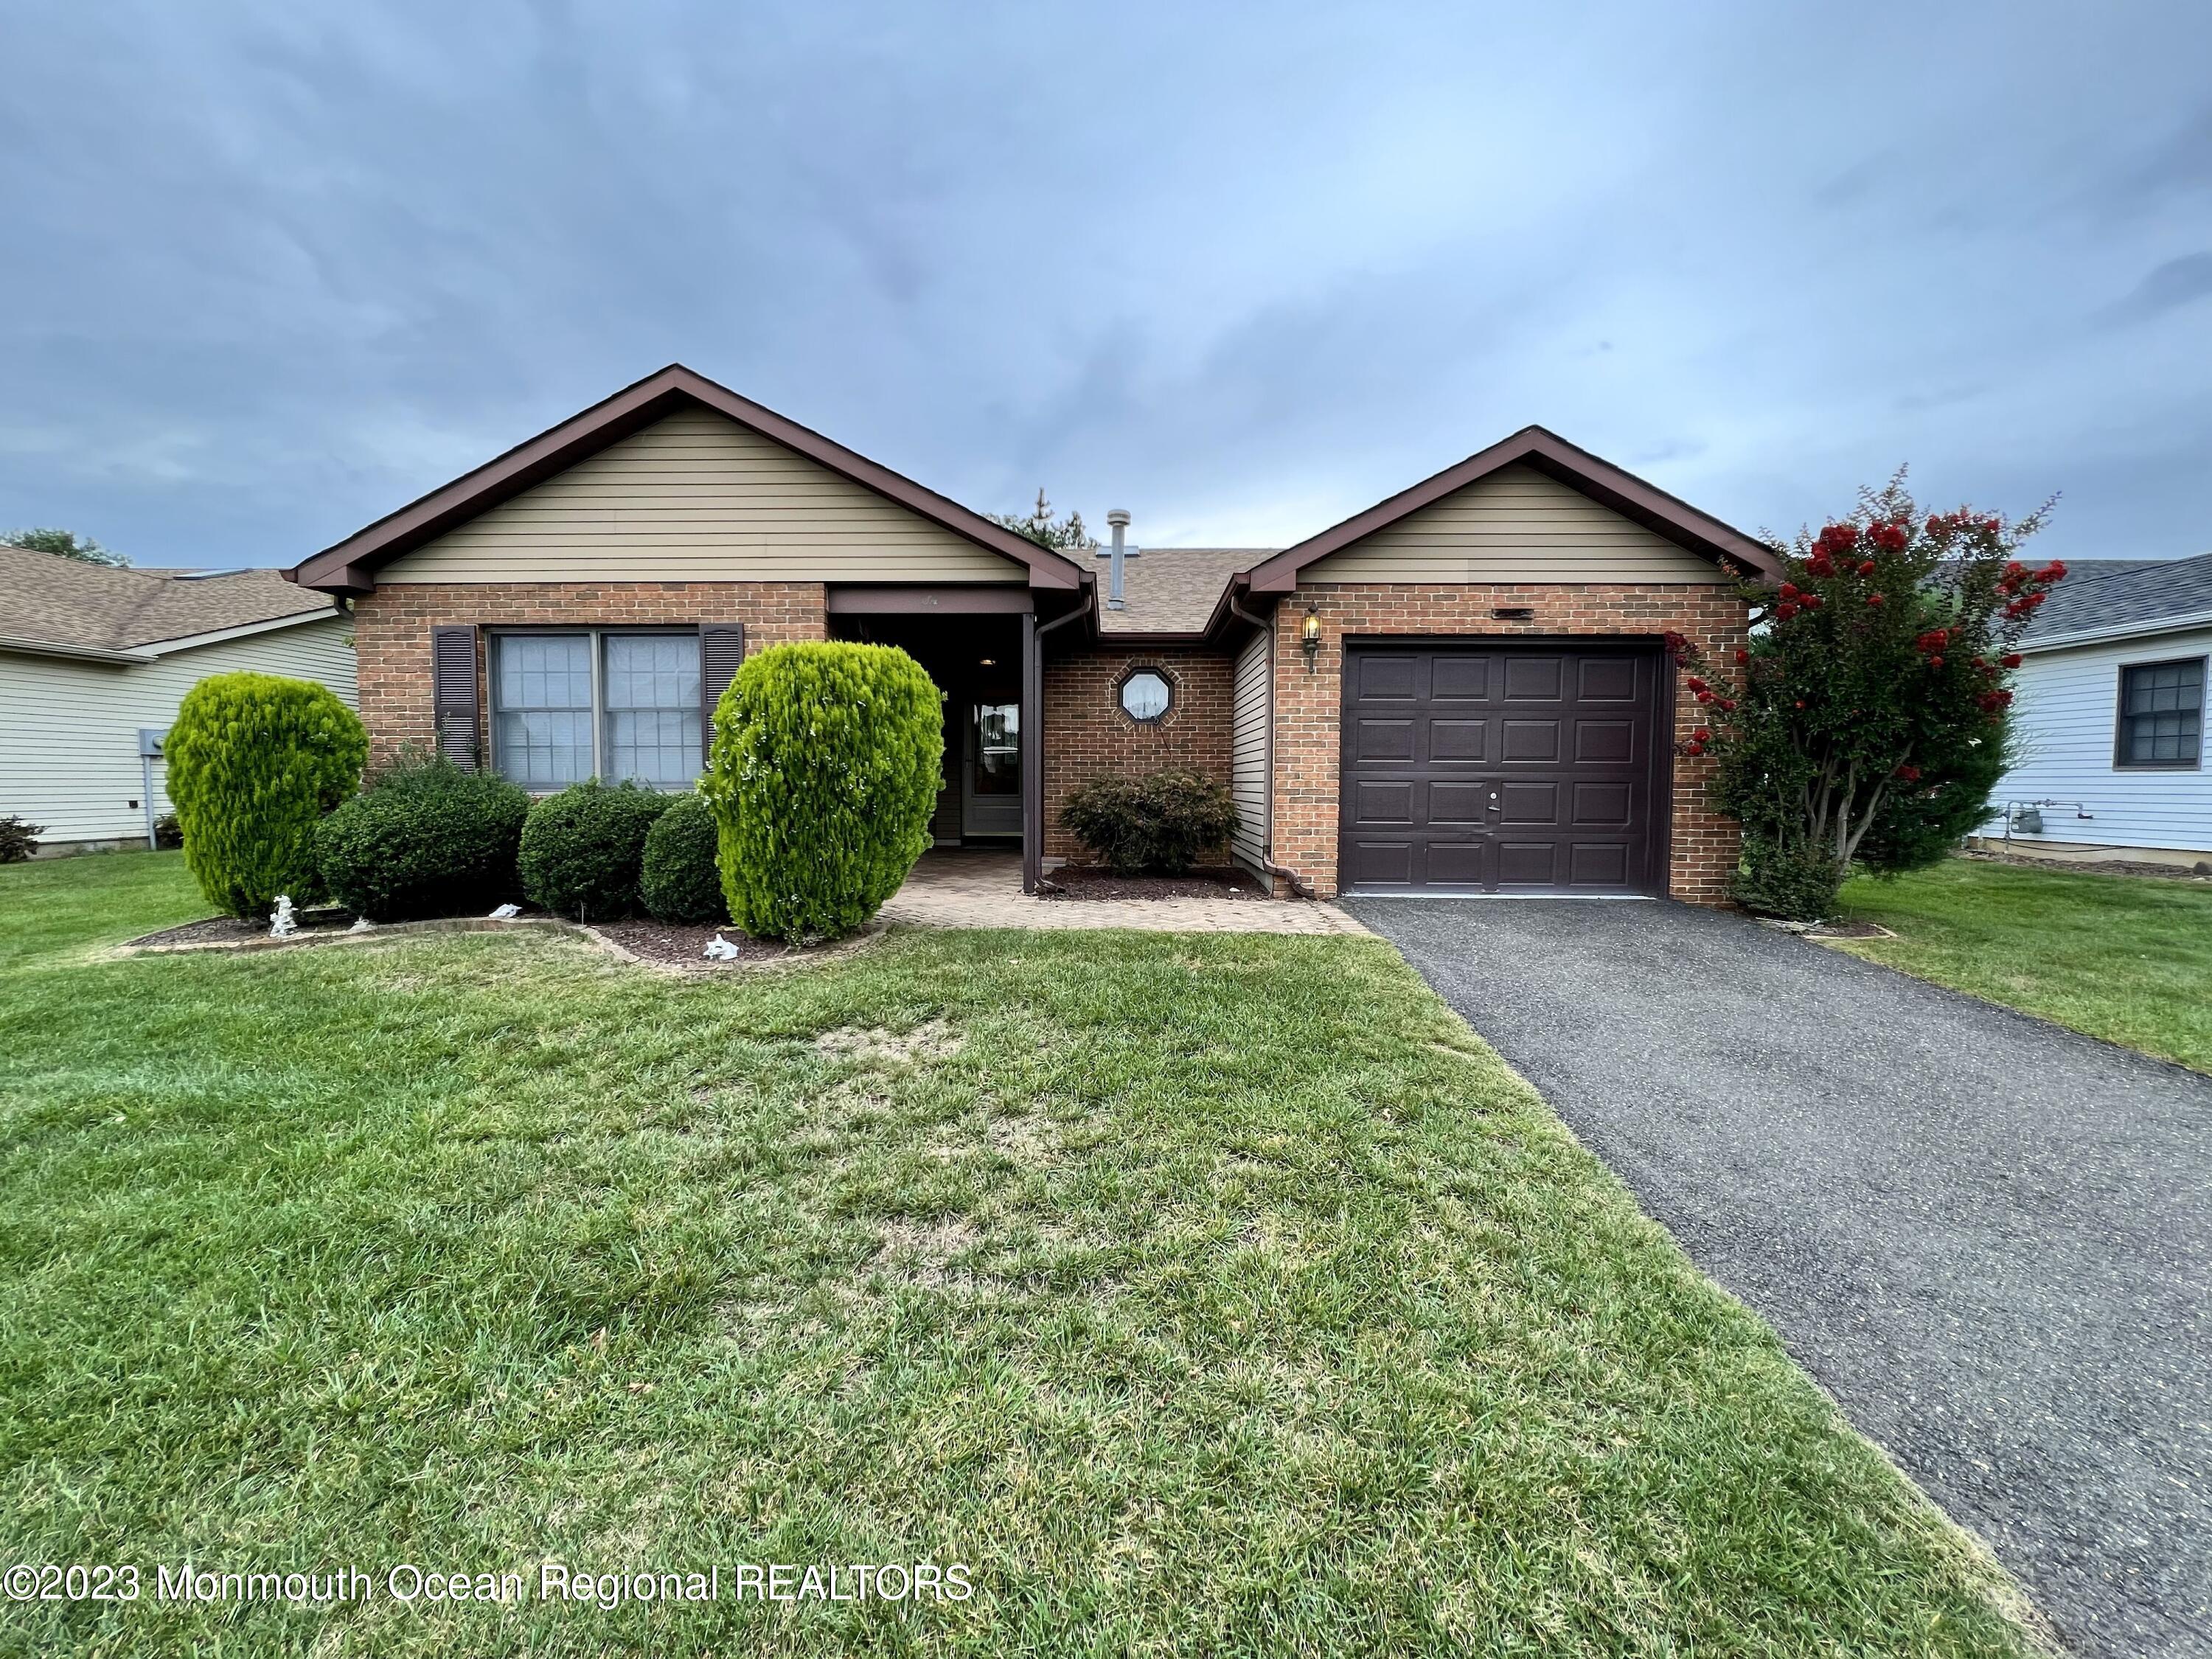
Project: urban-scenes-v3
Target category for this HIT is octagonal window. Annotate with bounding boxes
[1119,669,1172,722]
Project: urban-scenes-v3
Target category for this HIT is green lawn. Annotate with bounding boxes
[0,853,2038,1657]
[1834,858,2212,1074]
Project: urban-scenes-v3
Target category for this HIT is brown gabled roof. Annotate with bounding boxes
[0,545,335,656]
[1096,547,1275,635]
[288,364,1089,595]
[1241,425,1781,594]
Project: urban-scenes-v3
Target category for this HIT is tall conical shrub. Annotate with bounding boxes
[701,642,943,941]
[164,672,367,917]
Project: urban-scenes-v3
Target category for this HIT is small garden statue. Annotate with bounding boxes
[268,895,298,939]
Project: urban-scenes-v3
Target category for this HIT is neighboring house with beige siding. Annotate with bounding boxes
[290,363,1778,901]
[0,547,354,852]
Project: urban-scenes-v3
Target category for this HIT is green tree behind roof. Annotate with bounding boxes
[990,489,1096,553]
[4,526,129,566]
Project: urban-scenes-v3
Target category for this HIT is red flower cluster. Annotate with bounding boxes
[2001,652,2023,669]
[1683,726,1712,758]
[1866,521,1908,553]
[1997,560,2066,618]
[1733,648,1750,665]
[1661,629,1691,665]
[1774,580,1823,620]
[1916,627,1952,653]
[1975,689,2016,712]
[1894,764,1922,782]
[1866,591,1886,607]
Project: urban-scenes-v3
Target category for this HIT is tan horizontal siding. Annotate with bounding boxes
[1304,462,1729,585]
[381,408,1026,585]
[0,616,356,844]
[1230,625,1272,874]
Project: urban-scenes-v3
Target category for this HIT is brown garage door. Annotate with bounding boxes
[1339,641,1667,895]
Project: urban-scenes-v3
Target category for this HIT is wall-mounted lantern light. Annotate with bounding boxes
[1301,607,1322,672]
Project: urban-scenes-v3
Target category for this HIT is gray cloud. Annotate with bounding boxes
[2111,253,2212,323]
[2,0,2209,570]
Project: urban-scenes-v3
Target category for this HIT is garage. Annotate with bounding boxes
[1338,641,1669,895]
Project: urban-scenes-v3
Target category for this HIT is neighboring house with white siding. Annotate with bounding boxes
[0,546,356,853]
[1980,551,2212,864]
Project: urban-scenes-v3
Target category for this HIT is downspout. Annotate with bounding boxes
[1225,581,1314,900]
[1026,585,1096,894]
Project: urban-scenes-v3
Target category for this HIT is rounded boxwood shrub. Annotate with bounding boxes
[315,755,532,922]
[639,791,726,925]
[701,641,942,942]
[517,779,672,921]
[1061,768,1239,876]
[164,672,366,916]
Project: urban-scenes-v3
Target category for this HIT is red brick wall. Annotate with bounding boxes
[1043,644,1234,864]
[1268,583,1753,903]
[349,582,827,768]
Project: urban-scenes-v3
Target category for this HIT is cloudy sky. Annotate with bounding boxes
[3,1,2208,568]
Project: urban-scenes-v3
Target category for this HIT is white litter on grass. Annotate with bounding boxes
[703,933,743,961]
[268,895,298,938]
[487,902,521,919]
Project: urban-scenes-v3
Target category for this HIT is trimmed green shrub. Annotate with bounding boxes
[0,815,42,863]
[164,672,366,916]
[1731,833,1848,922]
[315,756,531,921]
[517,779,672,921]
[639,791,726,925]
[701,641,942,942]
[1061,768,1239,876]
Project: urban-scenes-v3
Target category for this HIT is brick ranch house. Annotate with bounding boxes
[287,365,1780,902]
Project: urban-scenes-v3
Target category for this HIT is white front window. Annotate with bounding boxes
[492,631,702,789]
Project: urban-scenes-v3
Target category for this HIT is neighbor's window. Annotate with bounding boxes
[492,632,703,789]
[1119,668,1172,722]
[2115,657,2204,769]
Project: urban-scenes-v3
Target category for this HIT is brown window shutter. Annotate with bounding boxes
[431,626,481,771]
[699,623,745,759]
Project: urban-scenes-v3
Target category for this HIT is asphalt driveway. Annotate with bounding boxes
[1349,897,2212,1659]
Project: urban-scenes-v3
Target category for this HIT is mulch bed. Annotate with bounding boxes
[1038,868,1269,901]
[1962,849,2212,883]
[585,918,799,968]
[126,908,354,947]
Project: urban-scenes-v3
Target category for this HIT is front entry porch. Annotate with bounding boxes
[830,588,1050,889]
[879,849,1368,935]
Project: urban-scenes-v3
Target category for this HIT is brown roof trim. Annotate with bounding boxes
[288,365,1089,594]
[1241,425,1782,594]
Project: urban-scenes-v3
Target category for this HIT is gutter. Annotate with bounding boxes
[2018,610,2212,655]
[0,633,153,665]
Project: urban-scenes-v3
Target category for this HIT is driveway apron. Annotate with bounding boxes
[1349,897,2212,1659]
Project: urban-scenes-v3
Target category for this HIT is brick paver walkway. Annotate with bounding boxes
[880,852,1368,936]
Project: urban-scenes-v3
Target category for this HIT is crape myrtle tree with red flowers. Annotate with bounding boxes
[1667,473,2059,920]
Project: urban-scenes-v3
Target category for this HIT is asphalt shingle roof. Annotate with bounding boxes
[2023,550,2212,645]
[1093,547,1273,634]
[0,545,334,654]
